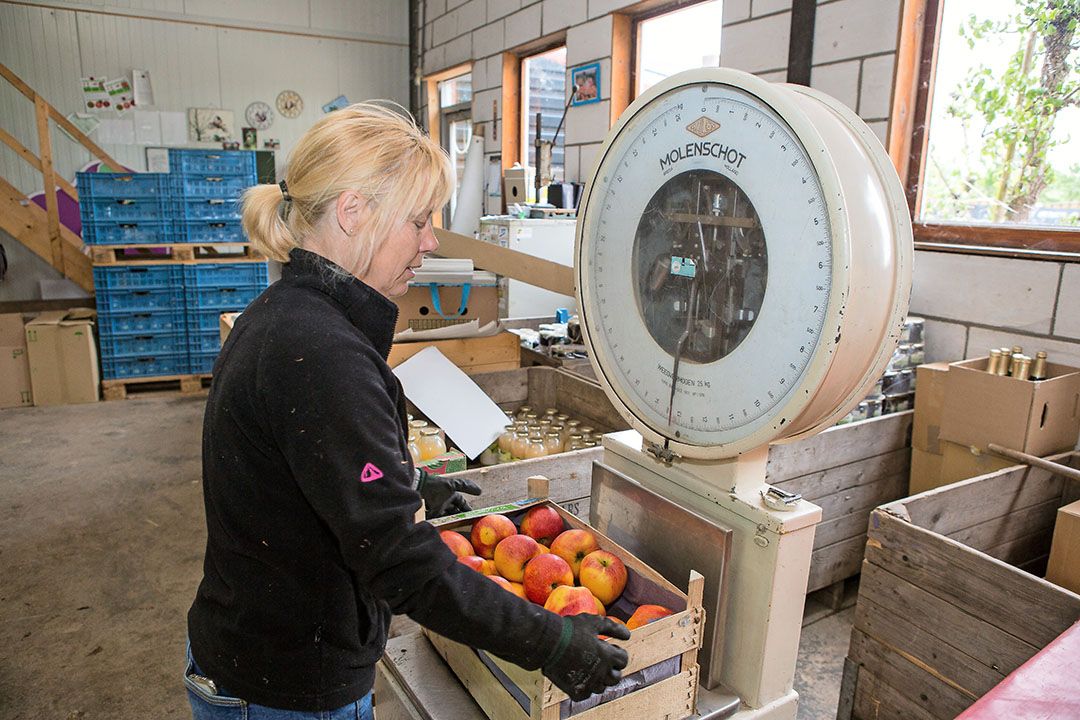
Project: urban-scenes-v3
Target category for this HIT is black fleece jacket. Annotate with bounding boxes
[187,248,564,710]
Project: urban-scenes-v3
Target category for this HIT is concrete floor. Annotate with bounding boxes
[0,394,853,719]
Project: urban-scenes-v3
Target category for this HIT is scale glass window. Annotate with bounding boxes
[636,1,724,97]
[633,169,767,364]
[521,46,567,184]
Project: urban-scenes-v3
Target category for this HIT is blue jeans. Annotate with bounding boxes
[184,644,374,720]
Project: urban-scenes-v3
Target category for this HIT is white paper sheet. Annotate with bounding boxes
[132,69,154,106]
[98,117,134,145]
[160,111,187,145]
[133,110,161,145]
[392,347,508,460]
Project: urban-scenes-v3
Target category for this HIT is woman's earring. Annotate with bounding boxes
[337,217,353,237]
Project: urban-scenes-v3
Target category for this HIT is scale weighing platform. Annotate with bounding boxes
[377,67,912,720]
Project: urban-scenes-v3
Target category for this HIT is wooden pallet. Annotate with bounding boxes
[90,243,264,266]
[101,373,211,400]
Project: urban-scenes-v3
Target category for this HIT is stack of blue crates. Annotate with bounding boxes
[82,150,267,380]
[169,149,256,245]
[94,264,189,379]
[184,262,268,373]
[78,172,173,245]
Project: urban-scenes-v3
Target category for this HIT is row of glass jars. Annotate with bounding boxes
[495,405,601,462]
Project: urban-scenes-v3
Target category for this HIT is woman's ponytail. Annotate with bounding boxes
[241,183,298,262]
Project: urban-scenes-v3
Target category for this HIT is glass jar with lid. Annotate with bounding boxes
[525,431,547,458]
[510,425,531,460]
[564,432,585,452]
[543,431,563,455]
[418,428,447,461]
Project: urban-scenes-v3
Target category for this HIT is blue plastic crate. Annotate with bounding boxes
[97,310,186,335]
[185,285,262,311]
[187,329,223,354]
[183,262,268,288]
[179,198,243,222]
[95,287,184,313]
[181,220,247,244]
[101,353,188,380]
[77,172,169,199]
[82,197,169,223]
[99,331,186,357]
[187,349,220,375]
[186,308,228,333]
[93,264,184,290]
[174,173,253,200]
[81,220,174,246]
[168,149,256,177]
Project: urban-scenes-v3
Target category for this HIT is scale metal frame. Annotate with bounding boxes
[575,68,912,720]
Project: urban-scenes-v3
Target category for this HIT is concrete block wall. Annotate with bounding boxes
[418,0,901,183]
[911,250,1080,368]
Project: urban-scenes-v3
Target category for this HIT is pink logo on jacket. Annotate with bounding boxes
[360,463,383,483]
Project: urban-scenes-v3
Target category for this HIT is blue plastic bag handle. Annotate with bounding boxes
[427,283,472,319]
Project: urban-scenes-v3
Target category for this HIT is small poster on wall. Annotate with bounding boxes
[188,108,234,143]
[105,77,134,115]
[570,62,601,106]
[81,77,110,113]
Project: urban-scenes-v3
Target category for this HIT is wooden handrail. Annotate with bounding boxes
[0,62,124,174]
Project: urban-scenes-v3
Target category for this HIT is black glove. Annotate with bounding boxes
[416,469,482,518]
[542,615,631,701]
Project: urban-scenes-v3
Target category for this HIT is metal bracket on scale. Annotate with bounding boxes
[760,486,803,512]
[645,439,681,464]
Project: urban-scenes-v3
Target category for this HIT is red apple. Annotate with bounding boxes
[519,505,565,546]
[488,575,513,591]
[522,553,574,605]
[550,529,600,580]
[440,530,475,558]
[458,555,486,573]
[626,604,673,630]
[507,581,528,600]
[544,585,605,617]
[470,514,517,559]
[493,534,542,582]
[599,616,627,640]
[579,550,627,605]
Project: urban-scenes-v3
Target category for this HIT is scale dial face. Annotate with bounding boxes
[579,79,837,452]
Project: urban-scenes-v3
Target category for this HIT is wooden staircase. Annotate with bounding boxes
[0,62,125,294]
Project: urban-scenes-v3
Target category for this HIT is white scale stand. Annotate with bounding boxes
[574,68,913,719]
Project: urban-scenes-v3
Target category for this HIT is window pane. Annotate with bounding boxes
[637,1,724,96]
[522,46,567,187]
[439,73,472,108]
[920,0,1080,228]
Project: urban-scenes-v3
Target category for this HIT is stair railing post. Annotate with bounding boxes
[34,94,65,276]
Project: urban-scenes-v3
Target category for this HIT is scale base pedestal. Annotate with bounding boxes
[601,430,821,715]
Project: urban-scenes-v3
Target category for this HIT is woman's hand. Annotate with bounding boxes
[416,469,482,517]
[542,615,631,701]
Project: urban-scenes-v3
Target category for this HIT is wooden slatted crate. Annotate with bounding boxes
[425,491,704,720]
[837,452,1080,720]
[765,410,913,592]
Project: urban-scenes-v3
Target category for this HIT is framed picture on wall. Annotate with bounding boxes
[570,62,601,106]
[188,107,234,144]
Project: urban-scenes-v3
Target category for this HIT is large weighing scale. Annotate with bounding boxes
[376,67,911,720]
[575,67,912,719]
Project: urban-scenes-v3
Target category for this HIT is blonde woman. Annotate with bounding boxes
[184,103,629,719]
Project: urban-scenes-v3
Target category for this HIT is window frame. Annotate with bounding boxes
[898,0,1080,259]
[517,42,569,189]
[423,62,472,228]
[629,0,724,101]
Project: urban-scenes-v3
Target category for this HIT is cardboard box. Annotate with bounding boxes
[1046,499,1080,594]
[939,440,1017,485]
[939,356,1080,457]
[0,312,28,346]
[24,309,100,406]
[909,446,946,494]
[0,346,33,408]
[913,362,949,453]
[220,312,240,344]
[416,449,467,476]
[393,279,499,333]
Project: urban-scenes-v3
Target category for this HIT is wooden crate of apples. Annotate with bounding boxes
[426,485,704,720]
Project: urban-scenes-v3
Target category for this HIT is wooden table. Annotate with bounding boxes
[375,632,742,720]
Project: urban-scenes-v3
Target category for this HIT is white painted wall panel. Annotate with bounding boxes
[1055,265,1080,340]
[811,60,860,112]
[720,12,790,74]
[813,0,901,65]
[0,3,407,197]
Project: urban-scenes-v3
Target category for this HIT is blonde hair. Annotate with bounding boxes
[242,102,454,274]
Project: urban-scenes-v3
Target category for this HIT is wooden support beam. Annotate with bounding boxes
[610,13,632,126]
[501,51,521,175]
[48,105,124,171]
[0,125,42,171]
[433,227,575,297]
[35,95,64,276]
